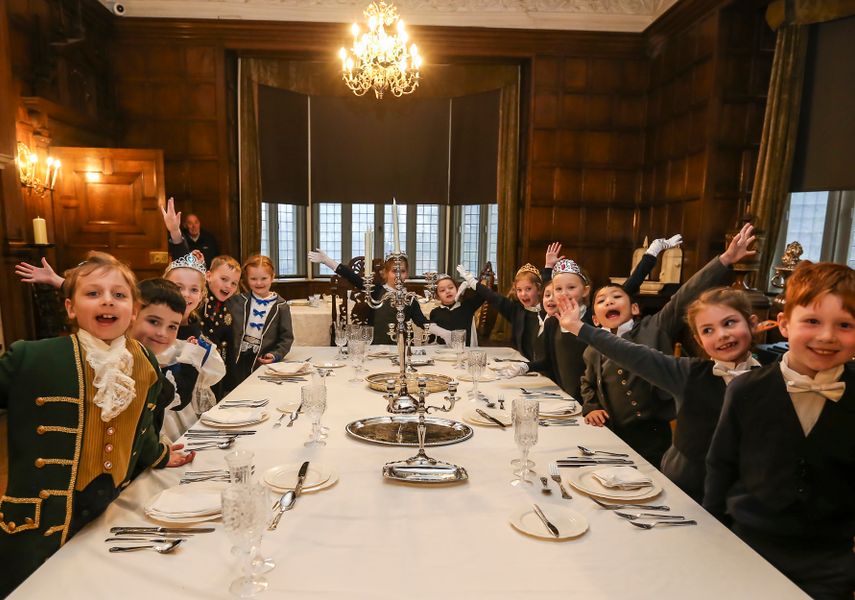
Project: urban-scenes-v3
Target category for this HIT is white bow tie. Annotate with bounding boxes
[712,357,760,383]
[785,379,845,401]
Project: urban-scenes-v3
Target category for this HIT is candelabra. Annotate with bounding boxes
[17,142,60,198]
[382,377,468,483]
[363,252,437,413]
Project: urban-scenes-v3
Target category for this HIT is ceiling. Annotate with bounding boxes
[97,0,681,32]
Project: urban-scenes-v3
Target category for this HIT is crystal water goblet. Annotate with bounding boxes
[302,385,327,447]
[450,330,466,369]
[510,398,539,487]
[466,350,487,402]
[221,484,269,597]
[348,339,368,383]
[334,321,348,359]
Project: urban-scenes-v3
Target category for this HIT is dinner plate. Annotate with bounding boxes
[565,466,662,501]
[457,372,498,383]
[462,409,512,428]
[509,506,588,540]
[538,399,581,417]
[288,299,311,306]
[368,350,398,359]
[264,467,339,494]
[432,353,460,362]
[312,361,346,369]
[144,483,224,524]
[200,411,269,428]
[263,463,333,490]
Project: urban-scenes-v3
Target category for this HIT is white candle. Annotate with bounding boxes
[33,217,48,245]
[392,198,401,254]
[51,160,60,188]
[364,230,373,267]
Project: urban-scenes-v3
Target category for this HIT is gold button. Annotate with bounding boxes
[105,444,113,453]
[39,490,49,499]
[621,380,627,386]
[35,397,45,406]
[617,369,623,375]
[106,427,115,436]
[104,461,113,470]
[631,400,638,406]
[36,425,46,435]
[34,458,46,468]
[24,517,34,525]
[626,390,632,396]
[7,522,16,532]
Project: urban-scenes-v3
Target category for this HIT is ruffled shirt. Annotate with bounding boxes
[76,330,135,422]
[780,352,845,436]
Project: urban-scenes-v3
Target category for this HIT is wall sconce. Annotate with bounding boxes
[17,141,60,198]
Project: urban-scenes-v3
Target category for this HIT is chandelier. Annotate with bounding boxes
[339,1,422,99]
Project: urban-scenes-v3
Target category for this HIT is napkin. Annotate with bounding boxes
[591,466,653,490]
[539,399,577,416]
[202,407,265,425]
[147,484,222,517]
[475,409,512,426]
[266,362,311,376]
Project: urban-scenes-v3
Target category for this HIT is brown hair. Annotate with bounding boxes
[783,260,855,318]
[209,255,241,273]
[685,287,754,338]
[241,254,275,290]
[383,255,409,273]
[63,251,139,304]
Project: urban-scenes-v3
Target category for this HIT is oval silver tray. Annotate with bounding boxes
[364,372,452,395]
[346,415,473,447]
[383,459,468,484]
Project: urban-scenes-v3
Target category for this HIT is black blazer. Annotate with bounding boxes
[704,362,855,542]
[227,293,294,364]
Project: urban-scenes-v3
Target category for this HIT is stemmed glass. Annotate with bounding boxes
[334,321,348,360]
[510,398,539,487]
[450,330,466,369]
[302,385,327,447]
[348,339,368,383]
[466,350,487,402]
[221,483,270,597]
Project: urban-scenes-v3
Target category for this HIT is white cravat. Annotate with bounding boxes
[525,304,545,336]
[780,352,845,436]
[76,330,136,422]
[712,355,761,385]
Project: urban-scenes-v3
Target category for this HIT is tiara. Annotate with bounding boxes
[165,252,207,275]
[553,258,588,284]
[435,273,453,282]
[384,251,408,261]
[515,263,541,281]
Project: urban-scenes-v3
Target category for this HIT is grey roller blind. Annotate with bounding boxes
[257,84,309,205]
[449,89,501,205]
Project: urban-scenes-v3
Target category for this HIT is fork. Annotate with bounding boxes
[629,520,697,529]
[589,496,670,511]
[548,462,572,499]
[615,511,687,521]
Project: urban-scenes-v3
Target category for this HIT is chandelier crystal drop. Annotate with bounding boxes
[339,1,422,99]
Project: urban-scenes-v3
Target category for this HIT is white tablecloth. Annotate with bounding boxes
[10,347,807,599]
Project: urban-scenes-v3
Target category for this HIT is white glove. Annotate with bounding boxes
[308,248,339,271]
[456,264,477,288]
[646,234,683,257]
[454,280,470,302]
[428,323,452,345]
[495,362,529,378]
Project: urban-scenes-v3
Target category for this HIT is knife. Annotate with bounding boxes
[288,401,304,427]
[532,503,560,538]
[475,409,507,429]
[109,526,215,534]
[292,461,310,505]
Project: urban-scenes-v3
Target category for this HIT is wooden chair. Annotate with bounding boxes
[329,256,382,344]
[475,261,499,342]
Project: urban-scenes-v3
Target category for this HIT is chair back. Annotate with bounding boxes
[475,261,498,341]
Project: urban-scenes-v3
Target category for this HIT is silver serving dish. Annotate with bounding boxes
[365,372,452,394]
[346,415,473,447]
[383,458,468,484]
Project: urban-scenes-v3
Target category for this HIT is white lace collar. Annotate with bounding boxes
[77,330,136,422]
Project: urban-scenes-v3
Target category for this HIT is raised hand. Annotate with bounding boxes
[556,295,583,335]
[456,264,477,288]
[307,248,339,270]
[646,234,683,257]
[720,223,756,266]
[545,242,565,268]
[160,197,183,244]
[15,257,64,288]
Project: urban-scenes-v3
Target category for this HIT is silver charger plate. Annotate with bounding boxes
[382,458,469,484]
[346,415,474,447]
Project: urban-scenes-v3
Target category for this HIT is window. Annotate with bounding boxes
[772,190,855,285]
[308,202,495,279]
[260,202,306,277]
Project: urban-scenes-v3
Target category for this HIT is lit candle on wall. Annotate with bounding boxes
[51,159,60,189]
[392,198,401,254]
[43,158,53,186]
[33,217,48,245]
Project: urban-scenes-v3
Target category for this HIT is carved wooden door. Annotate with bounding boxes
[49,147,168,281]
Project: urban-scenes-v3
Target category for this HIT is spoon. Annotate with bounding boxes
[267,491,296,530]
[186,439,235,451]
[577,445,629,457]
[273,413,288,429]
[109,539,183,553]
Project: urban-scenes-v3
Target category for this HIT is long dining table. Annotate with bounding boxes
[10,345,807,599]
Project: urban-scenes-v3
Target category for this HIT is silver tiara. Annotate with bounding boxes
[384,251,408,261]
[165,252,207,275]
[553,258,588,284]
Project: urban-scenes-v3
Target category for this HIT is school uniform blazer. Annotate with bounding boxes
[428,291,485,345]
[0,335,168,595]
[227,294,294,363]
[704,362,855,542]
[581,255,731,425]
